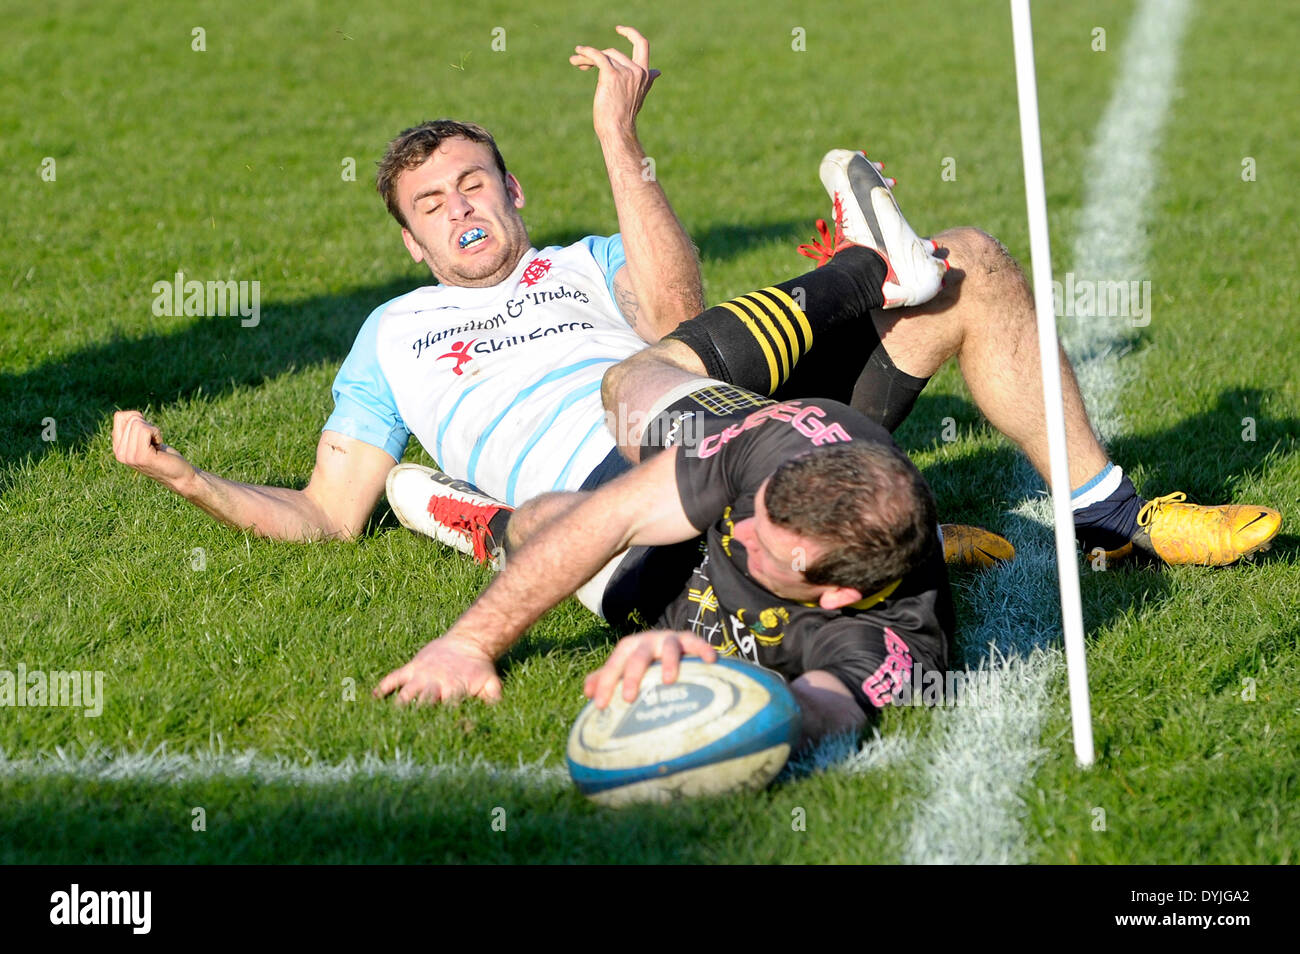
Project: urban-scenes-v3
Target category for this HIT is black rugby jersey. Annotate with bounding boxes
[656,398,955,713]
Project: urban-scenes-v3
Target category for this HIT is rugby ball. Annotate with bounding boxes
[566,658,801,806]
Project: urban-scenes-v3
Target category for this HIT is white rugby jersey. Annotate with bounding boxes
[324,236,645,506]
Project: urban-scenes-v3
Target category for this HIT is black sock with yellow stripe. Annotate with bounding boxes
[663,246,887,395]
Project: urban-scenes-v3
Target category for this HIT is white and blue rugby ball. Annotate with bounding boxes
[566,657,801,806]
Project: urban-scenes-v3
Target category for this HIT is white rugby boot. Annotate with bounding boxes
[801,149,949,308]
[386,463,511,568]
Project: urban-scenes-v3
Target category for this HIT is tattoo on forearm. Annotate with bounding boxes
[617,283,642,330]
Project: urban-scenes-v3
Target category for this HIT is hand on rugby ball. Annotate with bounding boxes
[583,629,717,709]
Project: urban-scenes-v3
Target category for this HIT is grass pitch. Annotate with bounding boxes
[1,0,1296,863]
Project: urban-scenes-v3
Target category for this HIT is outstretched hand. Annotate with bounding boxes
[570,25,660,139]
[374,635,503,706]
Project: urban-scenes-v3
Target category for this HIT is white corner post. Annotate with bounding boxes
[1009,0,1095,767]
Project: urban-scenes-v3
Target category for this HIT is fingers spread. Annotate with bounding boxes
[682,633,718,662]
[573,45,612,71]
[616,25,649,67]
[621,640,657,702]
[601,47,638,71]
[593,648,632,708]
[659,635,683,685]
[374,667,408,698]
[398,678,439,706]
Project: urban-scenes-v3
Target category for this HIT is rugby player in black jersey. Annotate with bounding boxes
[374,164,964,739]
[373,155,965,739]
[379,365,951,743]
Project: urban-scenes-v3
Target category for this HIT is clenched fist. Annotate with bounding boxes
[112,410,197,493]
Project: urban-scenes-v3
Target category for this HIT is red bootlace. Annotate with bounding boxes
[426,495,502,564]
[796,193,852,267]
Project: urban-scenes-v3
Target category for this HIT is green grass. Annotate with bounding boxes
[2,0,1296,863]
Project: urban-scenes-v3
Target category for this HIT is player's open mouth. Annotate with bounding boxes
[458,228,488,250]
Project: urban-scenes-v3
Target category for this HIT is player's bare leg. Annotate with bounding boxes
[872,226,1109,489]
[606,224,1111,486]
[601,345,706,464]
[612,207,1277,566]
[872,225,1279,564]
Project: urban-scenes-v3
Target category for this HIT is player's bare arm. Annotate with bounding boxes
[374,446,699,705]
[572,26,703,342]
[787,670,867,748]
[112,411,391,541]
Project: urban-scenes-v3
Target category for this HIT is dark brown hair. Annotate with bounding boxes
[764,443,937,595]
[376,120,508,228]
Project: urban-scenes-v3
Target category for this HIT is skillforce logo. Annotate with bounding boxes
[0,664,104,717]
[438,338,477,375]
[411,282,594,360]
[50,884,151,934]
[432,321,597,373]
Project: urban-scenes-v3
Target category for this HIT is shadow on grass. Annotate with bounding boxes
[0,775,775,864]
[1251,533,1299,565]
[693,219,809,260]
[0,273,412,496]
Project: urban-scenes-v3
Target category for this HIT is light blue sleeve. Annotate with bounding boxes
[575,233,626,305]
[322,299,410,462]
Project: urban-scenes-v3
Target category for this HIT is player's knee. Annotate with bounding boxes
[600,355,638,412]
[934,226,1019,282]
[601,348,661,408]
[601,342,697,413]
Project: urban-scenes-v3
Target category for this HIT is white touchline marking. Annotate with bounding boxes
[903,0,1193,865]
[0,746,569,787]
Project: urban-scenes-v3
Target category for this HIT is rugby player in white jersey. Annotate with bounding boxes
[111,25,1280,634]
[112,27,700,540]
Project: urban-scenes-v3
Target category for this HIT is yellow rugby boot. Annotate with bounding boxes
[940,524,1016,570]
[1131,492,1281,566]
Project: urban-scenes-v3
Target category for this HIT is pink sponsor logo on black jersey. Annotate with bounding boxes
[697,401,853,458]
[862,627,914,708]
